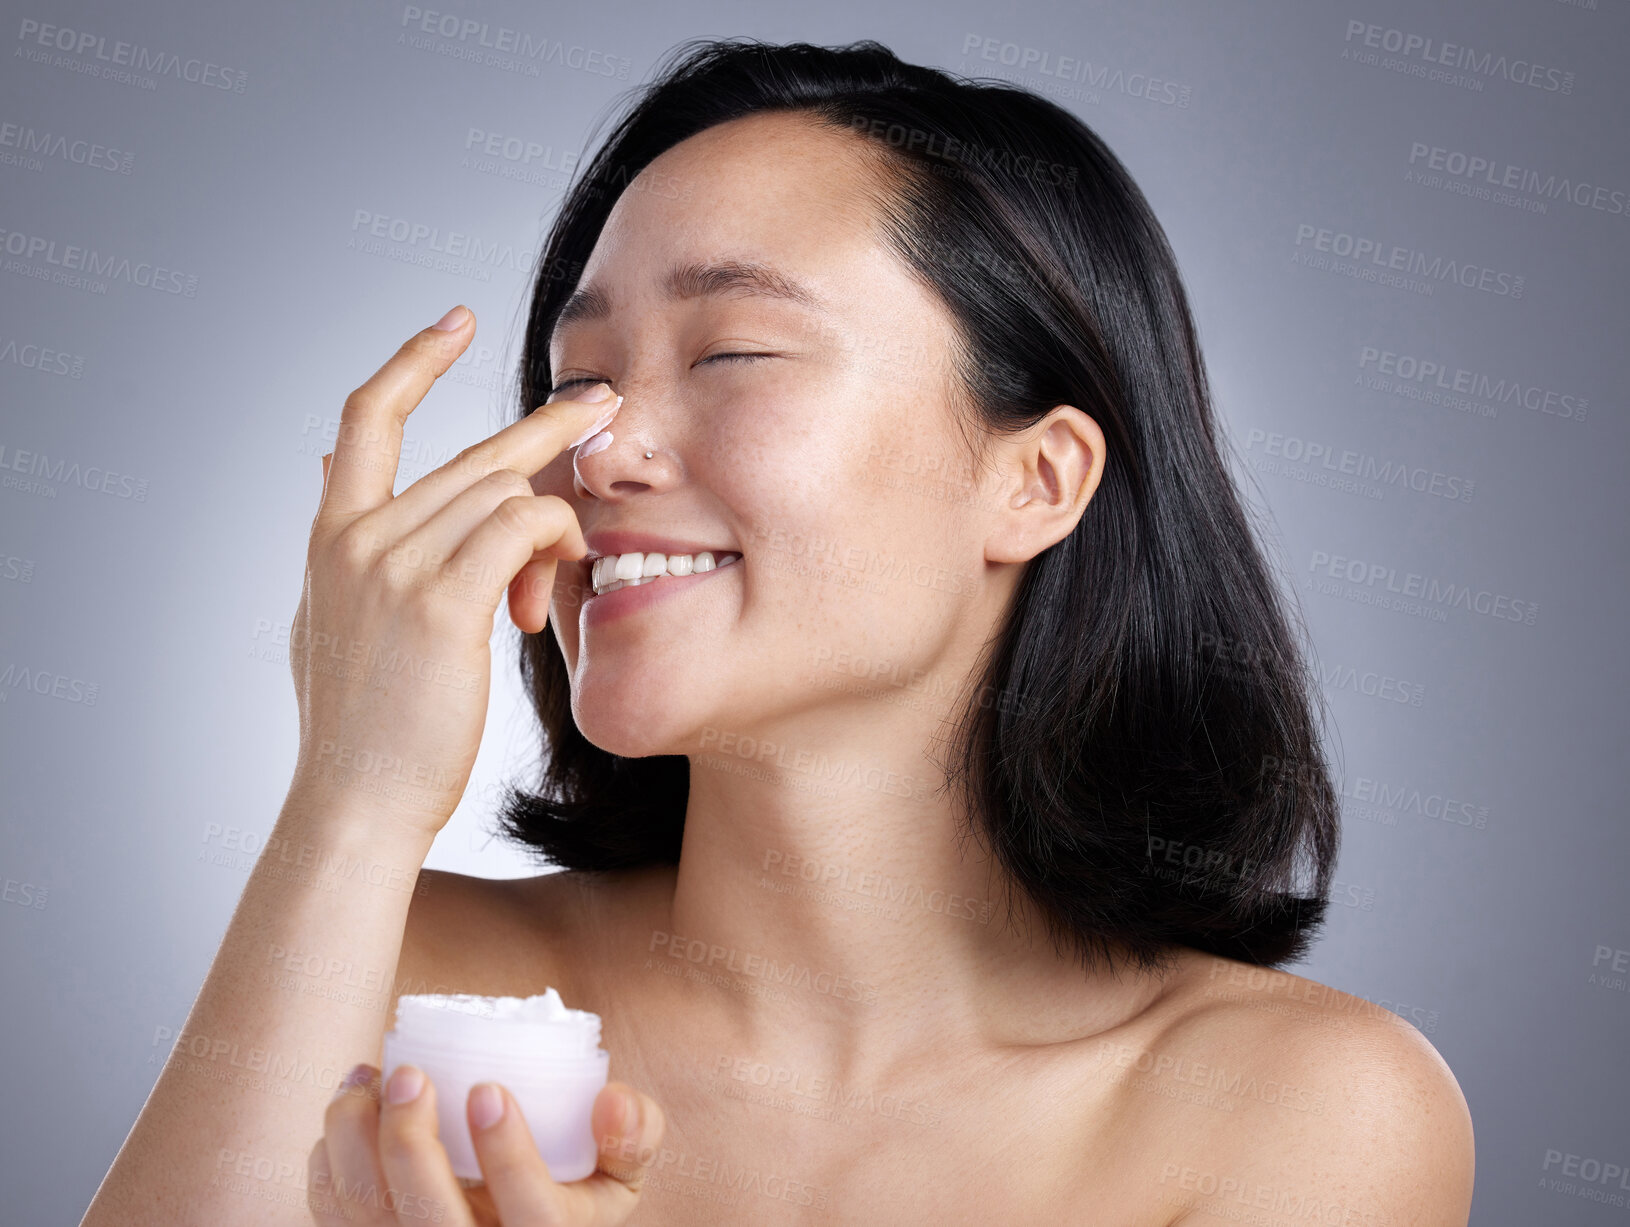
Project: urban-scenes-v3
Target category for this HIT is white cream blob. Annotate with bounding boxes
[390,989,604,1060]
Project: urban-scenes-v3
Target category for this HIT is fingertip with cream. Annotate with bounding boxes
[569,395,624,449]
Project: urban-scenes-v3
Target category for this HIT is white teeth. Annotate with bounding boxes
[589,549,740,596]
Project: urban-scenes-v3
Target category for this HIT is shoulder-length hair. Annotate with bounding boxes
[495,37,1340,974]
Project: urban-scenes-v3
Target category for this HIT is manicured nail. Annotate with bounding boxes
[469,1083,505,1130]
[578,431,614,458]
[386,1065,425,1105]
[331,1062,374,1101]
[431,305,469,331]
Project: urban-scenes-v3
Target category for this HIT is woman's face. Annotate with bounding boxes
[531,111,1013,756]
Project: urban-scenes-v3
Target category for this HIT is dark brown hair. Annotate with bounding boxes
[495,37,1340,975]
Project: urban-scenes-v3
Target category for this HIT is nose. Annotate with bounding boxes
[572,413,669,501]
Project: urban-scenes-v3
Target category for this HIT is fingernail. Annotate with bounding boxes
[563,381,616,403]
[578,431,614,458]
[331,1062,374,1101]
[568,396,623,449]
[385,1065,425,1105]
[469,1083,505,1130]
[617,1090,640,1137]
[431,305,469,331]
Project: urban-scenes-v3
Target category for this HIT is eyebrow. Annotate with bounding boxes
[549,258,830,347]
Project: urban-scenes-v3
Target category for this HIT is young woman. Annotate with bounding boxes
[83,38,1474,1227]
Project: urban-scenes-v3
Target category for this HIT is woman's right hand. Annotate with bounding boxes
[288,304,621,838]
[311,1064,667,1227]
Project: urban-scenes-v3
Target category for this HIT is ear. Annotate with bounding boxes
[984,406,1105,565]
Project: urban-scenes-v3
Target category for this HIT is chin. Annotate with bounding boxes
[571,690,693,759]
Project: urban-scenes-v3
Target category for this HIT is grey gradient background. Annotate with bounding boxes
[1,0,1626,1223]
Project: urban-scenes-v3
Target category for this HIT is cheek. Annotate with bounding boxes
[530,460,571,499]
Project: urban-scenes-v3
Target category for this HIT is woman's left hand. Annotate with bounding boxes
[308,1063,666,1225]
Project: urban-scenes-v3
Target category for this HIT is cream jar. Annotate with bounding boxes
[382,989,610,1182]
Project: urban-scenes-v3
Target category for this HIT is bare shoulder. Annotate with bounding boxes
[393,866,591,1013]
[1156,955,1475,1226]
[394,862,674,1020]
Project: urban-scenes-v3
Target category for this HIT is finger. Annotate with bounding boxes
[376,1064,478,1227]
[545,1083,667,1226]
[315,451,333,521]
[508,553,569,635]
[465,1083,573,1226]
[402,488,586,617]
[369,466,573,636]
[321,1064,392,1222]
[370,383,620,539]
[306,1137,351,1226]
[322,306,474,522]
[386,467,543,582]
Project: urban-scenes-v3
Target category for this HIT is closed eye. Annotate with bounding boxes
[547,352,773,399]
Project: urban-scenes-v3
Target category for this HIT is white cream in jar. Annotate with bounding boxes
[382,989,610,1182]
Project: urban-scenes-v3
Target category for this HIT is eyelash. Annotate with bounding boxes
[548,352,770,399]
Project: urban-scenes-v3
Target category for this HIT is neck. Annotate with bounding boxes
[657,702,1180,1079]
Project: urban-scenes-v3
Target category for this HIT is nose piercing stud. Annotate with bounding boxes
[644,451,653,459]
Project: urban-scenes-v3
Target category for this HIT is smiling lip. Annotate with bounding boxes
[582,531,740,560]
[578,532,738,595]
[575,530,742,625]
[580,554,739,626]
